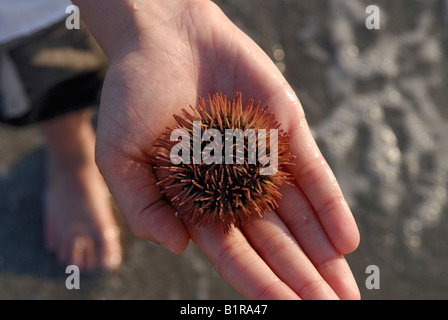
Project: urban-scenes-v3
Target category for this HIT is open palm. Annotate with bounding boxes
[95,1,360,299]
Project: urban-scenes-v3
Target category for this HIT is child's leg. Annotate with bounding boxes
[41,108,122,271]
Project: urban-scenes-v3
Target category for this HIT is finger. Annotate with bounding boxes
[276,184,360,300]
[95,149,190,253]
[188,223,300,300]
[260,89,359,254]
[288,116,359,254]
[242,212,339,300]
[269,89,359,254]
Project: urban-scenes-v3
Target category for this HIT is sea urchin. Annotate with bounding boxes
[153,92,294,232]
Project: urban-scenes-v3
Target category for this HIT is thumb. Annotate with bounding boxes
[95,130,190,254]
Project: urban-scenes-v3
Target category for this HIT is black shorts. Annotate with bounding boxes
[0,20,107,126]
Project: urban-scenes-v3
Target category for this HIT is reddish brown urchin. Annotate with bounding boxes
[153,92,294,232]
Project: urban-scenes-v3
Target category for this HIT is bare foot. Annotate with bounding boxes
[41,110,122,271]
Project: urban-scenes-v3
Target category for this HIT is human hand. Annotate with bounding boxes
[80,0,360,299]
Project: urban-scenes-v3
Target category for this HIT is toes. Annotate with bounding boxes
[51,226,123,272]
[57,235,98,272]
[78,236,97,271]
[100,226,122,270]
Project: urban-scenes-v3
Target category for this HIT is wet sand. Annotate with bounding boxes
[1,0,447,299]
